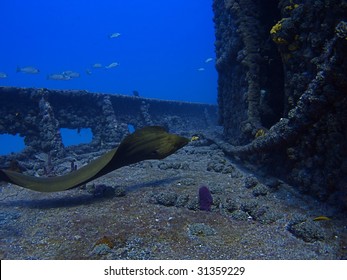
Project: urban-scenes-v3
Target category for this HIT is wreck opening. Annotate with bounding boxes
[60,128,93,147]
[0,133,26,155]
[127,124,136,134]
[258,0,285,129]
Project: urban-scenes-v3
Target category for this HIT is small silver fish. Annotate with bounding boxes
[85,69,92,75]
[105,62,119,69]
[16,66,40,74]
[197,67,205,71]
[47,74,71,80]
[109,32,121,39]
[92,63,103,68]
[0,72,7,78]
[62,70,80,78]
[205,57,213,63]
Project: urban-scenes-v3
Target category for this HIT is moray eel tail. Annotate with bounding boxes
[0,126,189,192]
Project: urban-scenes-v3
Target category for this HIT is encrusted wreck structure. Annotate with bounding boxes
[0,87,217,163]
[213,0,347,202]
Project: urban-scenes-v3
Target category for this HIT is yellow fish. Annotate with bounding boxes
[313,216,331,221]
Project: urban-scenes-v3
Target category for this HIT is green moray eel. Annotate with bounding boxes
[0,126,189,192]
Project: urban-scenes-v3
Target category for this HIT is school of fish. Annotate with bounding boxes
[0,33,214,81]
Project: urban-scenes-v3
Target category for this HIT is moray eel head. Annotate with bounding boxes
[113,126,189,167]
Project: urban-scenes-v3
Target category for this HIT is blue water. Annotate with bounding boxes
[0,0,217,155]
[0,0,217,103]
[60,128,93,146]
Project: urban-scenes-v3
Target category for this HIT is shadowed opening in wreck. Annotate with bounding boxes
[0,133,26,155]
[259,0,285,128]
[60,128,93,147]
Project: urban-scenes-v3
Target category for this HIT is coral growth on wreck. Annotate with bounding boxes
[213,0,347,203]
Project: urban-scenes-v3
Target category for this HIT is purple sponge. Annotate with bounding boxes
[199,186,213,211]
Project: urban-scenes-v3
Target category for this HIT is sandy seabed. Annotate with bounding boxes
[0,138,346,260]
